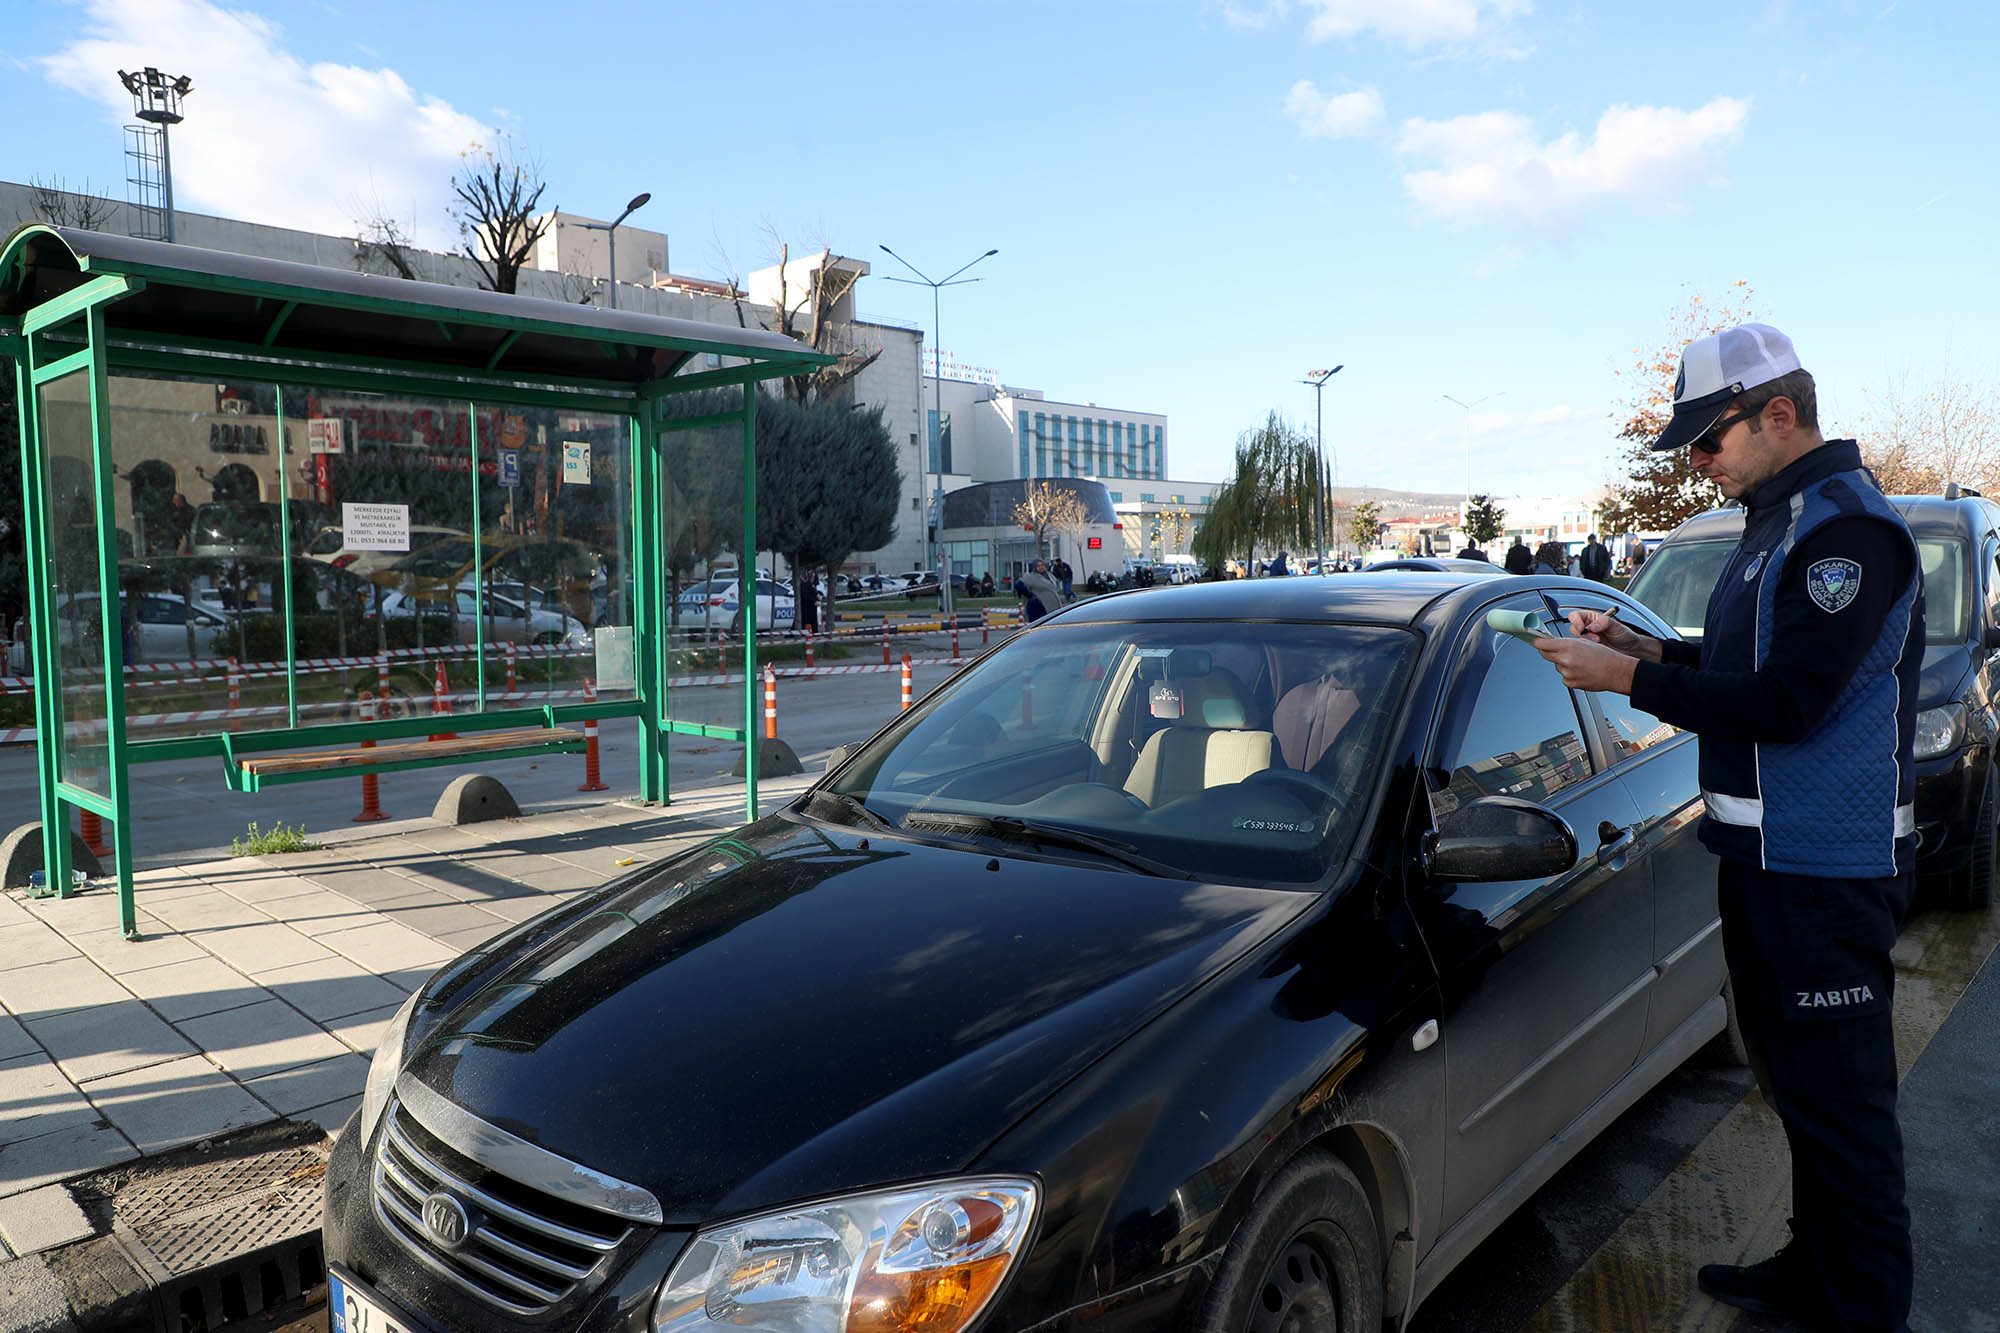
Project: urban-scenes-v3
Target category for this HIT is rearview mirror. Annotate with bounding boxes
[1423,795,1578,883]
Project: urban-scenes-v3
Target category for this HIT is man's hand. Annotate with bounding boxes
[1534,635,1640,694]
[1564,607,1662,662]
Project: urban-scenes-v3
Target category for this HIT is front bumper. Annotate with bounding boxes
[1913,743,1986,873]
[322,1109,687,1333]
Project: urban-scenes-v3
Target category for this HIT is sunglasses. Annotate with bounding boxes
[1690,405,1762,455]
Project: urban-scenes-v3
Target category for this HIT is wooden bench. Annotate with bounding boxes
[228,727,585,791]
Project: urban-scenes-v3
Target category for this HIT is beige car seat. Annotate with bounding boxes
[1122,669,1276,807]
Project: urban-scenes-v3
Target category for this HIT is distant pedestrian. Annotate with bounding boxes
[1015,560,1060,623]
[1053,558,1074,600]
[980,571,995,597]
[1504,537,1533,574]
[1630,540,1648,571]
[1532,540,1567,575]
[1579,533,1613,583]
[1456,543,1488,562]
[797,573,819,633]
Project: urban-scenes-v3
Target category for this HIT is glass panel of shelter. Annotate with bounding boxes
[658,389,752,741]
[40,370,112,799]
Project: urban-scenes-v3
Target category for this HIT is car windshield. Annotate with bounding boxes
[820,620,1419,886]
[192,505,277,546]
[1630,532,1965,645]
[1914,536,1968,643]
[1625,539,1735,638]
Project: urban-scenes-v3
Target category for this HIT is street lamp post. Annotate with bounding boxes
[575,192,653,310]
[879,244,999,618]
[118,67,192,243]
[1443,391,1503,545]
[1302,366,1344,573]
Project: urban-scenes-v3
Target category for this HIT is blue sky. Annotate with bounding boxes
[5,0,1995,500]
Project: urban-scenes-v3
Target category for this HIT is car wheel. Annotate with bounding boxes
[1189,1151,1380,1333]
[1701,972,1754,1068]
[1946,761,1997,910]
[531,632,562,646]
[729,612,744,636]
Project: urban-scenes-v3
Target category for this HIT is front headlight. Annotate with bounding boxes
[651,1177,1038,1333]
[357,988,424,1146]
[1914,703,1968,761]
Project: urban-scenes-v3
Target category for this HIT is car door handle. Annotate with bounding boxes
[1596,821,1636,867]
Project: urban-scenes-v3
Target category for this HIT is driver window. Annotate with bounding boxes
[1439,628,1592,813]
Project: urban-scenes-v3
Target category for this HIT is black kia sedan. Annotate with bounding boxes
[1627,489,2000,908]
[323,572,1732,1333]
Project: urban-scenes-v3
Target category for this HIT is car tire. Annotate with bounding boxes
[1701,973,1754,1068]
[1946,762,1997,911]
[531,632,562,647]
[1188,1150,1381,1333]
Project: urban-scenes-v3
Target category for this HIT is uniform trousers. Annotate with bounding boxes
[1717,857,1913,1333]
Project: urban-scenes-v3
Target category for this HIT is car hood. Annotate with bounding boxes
[1919,642,1978,711]
[403,816,1306,1225]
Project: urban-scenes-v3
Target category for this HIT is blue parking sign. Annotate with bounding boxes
[499,448,520,487]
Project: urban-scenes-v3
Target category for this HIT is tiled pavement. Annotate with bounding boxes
[0,775,816,1255]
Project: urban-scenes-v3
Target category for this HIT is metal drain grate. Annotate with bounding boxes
[110,1140,331,1331]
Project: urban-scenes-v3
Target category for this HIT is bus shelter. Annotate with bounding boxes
[0,225,829,937]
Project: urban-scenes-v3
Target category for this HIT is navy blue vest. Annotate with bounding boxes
[1697,443,1922,876]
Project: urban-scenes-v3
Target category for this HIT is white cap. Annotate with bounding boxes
[1650,323,1804,451]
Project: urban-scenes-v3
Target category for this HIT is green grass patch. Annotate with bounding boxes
[230,821,324,856]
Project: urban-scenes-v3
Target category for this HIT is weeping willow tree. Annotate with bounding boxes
[1189,412,1321,571]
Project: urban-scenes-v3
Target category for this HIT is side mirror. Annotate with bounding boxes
[1422,795,1578,883]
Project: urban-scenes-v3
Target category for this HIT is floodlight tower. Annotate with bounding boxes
[119,67,193,242]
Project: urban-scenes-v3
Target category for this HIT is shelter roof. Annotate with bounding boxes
[0,226,827,391]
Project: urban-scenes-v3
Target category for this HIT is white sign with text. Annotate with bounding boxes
[342,503,411,552]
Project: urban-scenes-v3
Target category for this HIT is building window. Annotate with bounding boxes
[927,409,952,474]
[1109,491,1124,502]
[1034,413,1047,476]
[1154,424,1166,477]
[1141,492,1156,503]
[1018,416,1031,476]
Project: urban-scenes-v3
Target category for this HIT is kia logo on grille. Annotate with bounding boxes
[421,1191,470,1249]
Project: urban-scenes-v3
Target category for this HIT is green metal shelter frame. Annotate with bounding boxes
[0,225,829,937]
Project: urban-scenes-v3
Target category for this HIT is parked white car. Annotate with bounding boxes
[8,591,232,672]
[675,575,796,632]
[379,586,590,648]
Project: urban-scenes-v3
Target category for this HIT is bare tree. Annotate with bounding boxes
[450,138,553,294]
[353,211,420,280]
[1013,482,1088,560]
[28,176,117,230]
[742,233,884,404]
[1859,371,2000,495]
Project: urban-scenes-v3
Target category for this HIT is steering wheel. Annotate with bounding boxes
[1243,768,1343,804]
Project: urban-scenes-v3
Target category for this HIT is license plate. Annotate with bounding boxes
[329,1266,425,1333]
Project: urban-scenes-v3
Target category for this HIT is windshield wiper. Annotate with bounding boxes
[901,812,1193,879]
[803,789,896,833]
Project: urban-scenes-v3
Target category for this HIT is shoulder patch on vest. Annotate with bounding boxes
[1806,557,1862,612]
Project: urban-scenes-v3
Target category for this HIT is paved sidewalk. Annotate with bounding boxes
[0,773,816,1255]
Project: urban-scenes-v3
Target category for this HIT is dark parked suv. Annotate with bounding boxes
[323,572,1733,1332]
[1627,489,2000,908]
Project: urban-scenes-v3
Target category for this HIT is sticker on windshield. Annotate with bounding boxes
[1232,817,1315,834]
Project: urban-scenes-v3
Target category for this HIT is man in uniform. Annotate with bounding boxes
[1532,324,1919,1332]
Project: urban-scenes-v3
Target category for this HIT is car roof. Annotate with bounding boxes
[1658,491,2000,544]
[1044,569,1578,630]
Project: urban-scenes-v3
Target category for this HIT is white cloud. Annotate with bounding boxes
[1298,0,1532,50]
[1217,1,1289,29]
[1395,97,1751,231]
[38,0,492,247]
[1285,81,1386,140]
